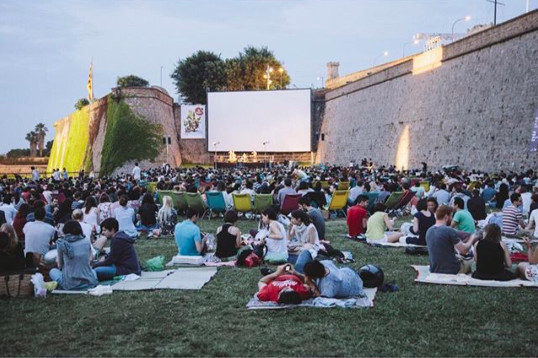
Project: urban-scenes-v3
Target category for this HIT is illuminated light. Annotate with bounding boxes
[412,46,443,75]
[395,125,410,170]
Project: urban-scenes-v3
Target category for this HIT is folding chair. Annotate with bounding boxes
[254,194,273,216]
[205,191,228,220]
[419,181,430,193]
[280,194,302,215]
[170,192,188,215]
[338,181,350,190]
[156,190,174,205]
[147,182,158,194]
[384,192,404,211]
[232,193,253,218]
[327,190,349,218]
[185,193,207,217]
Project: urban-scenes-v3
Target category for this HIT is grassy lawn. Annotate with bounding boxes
[1,218,535,357]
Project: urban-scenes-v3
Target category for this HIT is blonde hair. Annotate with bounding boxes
[158,196,174,223]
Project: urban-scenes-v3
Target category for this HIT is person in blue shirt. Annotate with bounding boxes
[174,208,207,256]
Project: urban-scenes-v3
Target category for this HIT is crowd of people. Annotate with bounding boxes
[0,161,537,300]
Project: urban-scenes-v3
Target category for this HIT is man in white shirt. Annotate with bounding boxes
[23,208,56,259]
[0,194,17,225]
[31,166,40,181]
[132,163,141,181]
[347,181,363,205]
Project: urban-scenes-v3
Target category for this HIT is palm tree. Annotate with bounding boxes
[34,123,48,157]
[25,131,38,157]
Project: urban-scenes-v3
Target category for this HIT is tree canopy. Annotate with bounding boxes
[75,98,90,110]
[171,46,290,104]
[117,75,149,88]
[171,51,227,104]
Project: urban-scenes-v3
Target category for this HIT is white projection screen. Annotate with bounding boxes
[208,89,311,152]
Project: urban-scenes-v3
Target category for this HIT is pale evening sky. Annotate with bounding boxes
[0,0,535,154]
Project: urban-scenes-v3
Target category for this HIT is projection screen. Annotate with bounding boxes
[207,89,311,152]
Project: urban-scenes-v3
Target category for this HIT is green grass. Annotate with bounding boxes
[1,218,535,357]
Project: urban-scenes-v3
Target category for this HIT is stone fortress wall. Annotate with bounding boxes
[315,9,538,172]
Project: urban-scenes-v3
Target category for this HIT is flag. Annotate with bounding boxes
[87,61,94,101]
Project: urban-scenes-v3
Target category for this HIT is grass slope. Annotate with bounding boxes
[1,219,535,357]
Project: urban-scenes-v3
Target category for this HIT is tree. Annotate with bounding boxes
[171,51,227,104]
[44,140,53,157]
[6,149,31,158]
[25,131,38,157]
[75,98,90,110]
[34,123,48,157]
[117,75,149,88]
[225,46,290,90]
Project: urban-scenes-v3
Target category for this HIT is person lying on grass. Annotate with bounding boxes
[256,263,312,304]
[303,260,364,298]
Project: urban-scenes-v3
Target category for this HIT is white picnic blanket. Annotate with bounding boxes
[412,265,538,287]
[366,239,426,248]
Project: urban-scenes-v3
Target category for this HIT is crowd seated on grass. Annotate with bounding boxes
[1,162,538,286]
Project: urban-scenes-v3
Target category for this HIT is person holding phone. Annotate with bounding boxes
[256,264,312,304]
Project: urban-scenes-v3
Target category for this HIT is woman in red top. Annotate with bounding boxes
[12,203,30,245]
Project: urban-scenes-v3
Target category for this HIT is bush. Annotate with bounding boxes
[75,98,90,110]
[117,75,149,88]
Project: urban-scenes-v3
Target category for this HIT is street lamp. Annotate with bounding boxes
[265,65,274,90]
[317,76,324,88]
[160,66,164,87]
[402,39,419,57]
[262,141,269,170]
[451,16,471,42]
[213,141,220,170]
[373,51,389,67]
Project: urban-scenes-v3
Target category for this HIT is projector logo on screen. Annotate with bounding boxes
[181,105,206,139]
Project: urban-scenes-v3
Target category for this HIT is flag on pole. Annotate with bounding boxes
[87,61,94,102]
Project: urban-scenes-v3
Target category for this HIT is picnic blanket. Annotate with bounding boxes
[52,267,217,294]
[366,239,426,248]
[412,265,538,287]
[246,288,377,310]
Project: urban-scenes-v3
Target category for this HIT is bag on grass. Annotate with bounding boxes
[236,248,260,267]
[145,255,165,271]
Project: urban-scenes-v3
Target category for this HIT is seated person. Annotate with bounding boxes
[472,223,515,281]
[23,207,57,267]
[259,207,288,262]
[518,237,538,282]
[467,189,487,221]
[406,198,436,246]
[502,193,526,237]
[174,208,207,256]
[137,193,159,233]
[365,203,403,243]
[93,218,141,281]
[303,260,364,298]
[215,210,242,259]
[298,196,325,240]
[113,195,138,238]
[451,197,476,234]
[157,196,177,236]
[49,221,98,290]
[426,205,479,274]
[288,210,320,272]
[346,195,369,238]
[256,264,312,304]
[0,226,25,272]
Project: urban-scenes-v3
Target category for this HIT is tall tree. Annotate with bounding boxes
[225,46,290,90]
[171,51,227,104]
[34,123,48,157]
[25,131,38,157]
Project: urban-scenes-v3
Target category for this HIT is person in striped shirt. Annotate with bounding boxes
[502,193,526,237]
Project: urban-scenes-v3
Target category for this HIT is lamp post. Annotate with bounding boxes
[264,65,273,90]
[451,16,471,41]
[402,39,419,57]
[213,141,220,170]
[160,66,163,87]
[373,51,389,67]
[262,141,269,171]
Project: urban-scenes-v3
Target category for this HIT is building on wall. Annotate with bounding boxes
[316,9,538,172]
[47,86,210,176]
